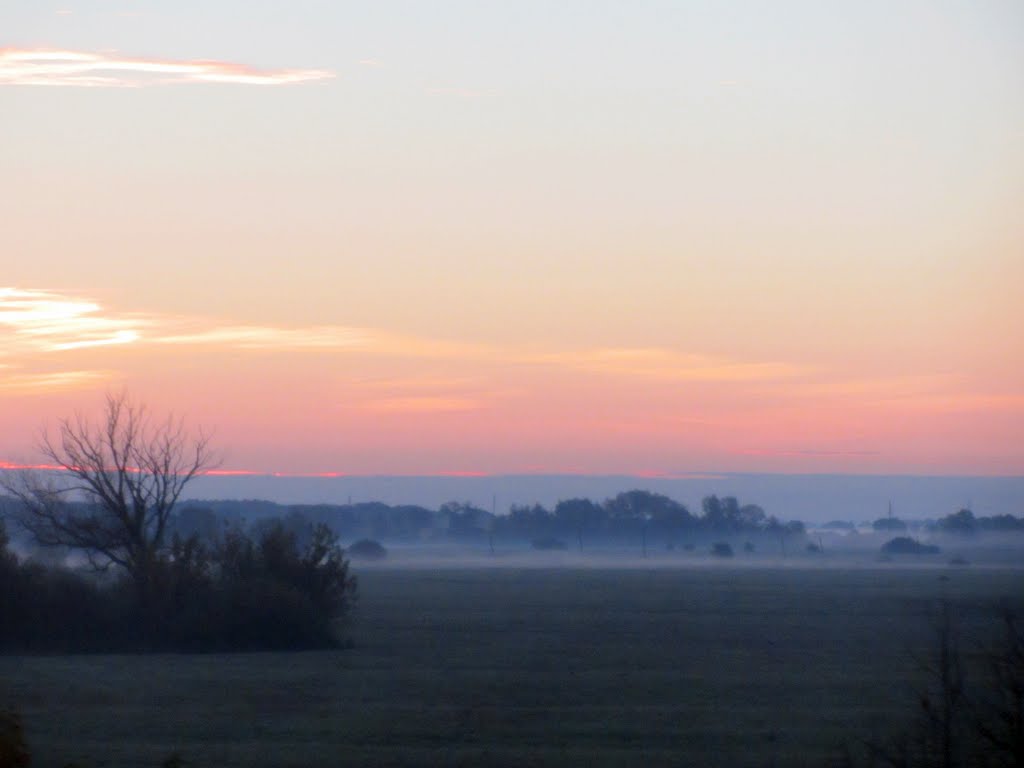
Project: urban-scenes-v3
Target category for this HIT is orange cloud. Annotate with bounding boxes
[0,48,334,87]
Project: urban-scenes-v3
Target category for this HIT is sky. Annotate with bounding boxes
[1,1,1023,478]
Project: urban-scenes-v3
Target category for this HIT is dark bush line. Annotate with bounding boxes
[0,520,356,653]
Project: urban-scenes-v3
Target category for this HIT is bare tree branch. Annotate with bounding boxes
[1,392,217,591]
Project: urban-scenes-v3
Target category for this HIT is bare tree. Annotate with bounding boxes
[1,392,215,598]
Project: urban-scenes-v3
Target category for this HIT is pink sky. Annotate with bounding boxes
[2,3,1022,476]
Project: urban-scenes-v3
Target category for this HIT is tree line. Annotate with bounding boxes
[175,491,808,552]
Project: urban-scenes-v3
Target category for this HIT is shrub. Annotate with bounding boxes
[348,539,388,560]
[881,536,940,555]
[711,542,733,558]
[0,521,356,652]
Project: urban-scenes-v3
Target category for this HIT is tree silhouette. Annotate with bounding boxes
[1,392,215,605]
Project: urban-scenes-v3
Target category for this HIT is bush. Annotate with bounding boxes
[881,536,940,555]
[711,542,733,558]
[348,539,388,560]
[0,521,357,652]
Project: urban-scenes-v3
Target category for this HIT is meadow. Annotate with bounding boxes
[2,564,1022,768]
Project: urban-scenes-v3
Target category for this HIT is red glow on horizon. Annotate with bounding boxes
[0,460,66,472]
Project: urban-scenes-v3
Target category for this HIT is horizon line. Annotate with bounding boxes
[1,461,1021,480]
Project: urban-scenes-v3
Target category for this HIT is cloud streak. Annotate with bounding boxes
[0,287,814,401]
[0,48,334,87]
[0,369,111,392]
[0,288,144,353]
[153,325,369,349]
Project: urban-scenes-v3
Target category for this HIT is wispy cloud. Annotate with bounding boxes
[0,48,334,87]
[0,369,111,392]
[153,325,369,349]
[0,287,815,400]
[0,288,144,353]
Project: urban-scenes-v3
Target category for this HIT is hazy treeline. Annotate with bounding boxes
[172,490,808,550]
[173,493,1023,553]
[0,516,355,653]
[862,508,1024,534]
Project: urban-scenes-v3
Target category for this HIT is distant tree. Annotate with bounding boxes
[978,514,1024,532]
[881,537,941,556]
[0,393,215,612]
[503,503,554,538]
[711,542,734,558]
[764,516,805,557]
[702,495,728,532]
[937,509,977,536]
[738,503,767,530]
[441,501,492,538]
[701,495,765,534]
[348,539,387,560]
[554,497,603,551]
[604,491,692,553]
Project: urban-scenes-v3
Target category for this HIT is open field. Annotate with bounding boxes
[2,565,1022,768]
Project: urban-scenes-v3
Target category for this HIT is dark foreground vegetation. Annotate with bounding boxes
[0,394,357,652]
[0,518,355,652]
[1,567,1021,768]
[845,600,1024,768]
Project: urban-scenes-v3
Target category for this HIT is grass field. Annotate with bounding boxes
[2,565,1022,767]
